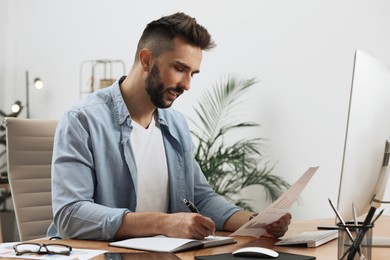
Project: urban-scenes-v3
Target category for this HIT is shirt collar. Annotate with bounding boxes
[110,76,129,125]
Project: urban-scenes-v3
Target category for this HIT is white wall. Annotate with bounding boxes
[1,0,390,220]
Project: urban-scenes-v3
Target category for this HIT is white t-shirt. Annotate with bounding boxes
[131,115,169,212]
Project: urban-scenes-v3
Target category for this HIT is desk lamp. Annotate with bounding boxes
[25,70,43,118]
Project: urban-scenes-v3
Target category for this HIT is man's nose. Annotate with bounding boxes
[179,74,191,91]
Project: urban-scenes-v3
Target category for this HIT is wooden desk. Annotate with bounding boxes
[32,216,390,260]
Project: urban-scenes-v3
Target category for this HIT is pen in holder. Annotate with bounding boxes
[337,221,373,260]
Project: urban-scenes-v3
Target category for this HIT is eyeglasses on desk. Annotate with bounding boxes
[13,242,72,256]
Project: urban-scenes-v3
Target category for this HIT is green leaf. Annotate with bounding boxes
[190,74,290,211]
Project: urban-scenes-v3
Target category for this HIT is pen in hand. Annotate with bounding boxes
[183,198,200,213]
[183,198,216,237]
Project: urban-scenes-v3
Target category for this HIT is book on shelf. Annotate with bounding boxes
[109,235,236,253]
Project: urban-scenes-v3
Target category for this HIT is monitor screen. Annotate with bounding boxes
[337,50,390,222]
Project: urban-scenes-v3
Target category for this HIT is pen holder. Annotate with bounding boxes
[337,221,373,260]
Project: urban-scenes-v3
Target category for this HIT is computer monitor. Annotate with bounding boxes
[337,50,390,230]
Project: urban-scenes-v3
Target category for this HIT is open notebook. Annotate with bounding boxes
[109,235,236,253]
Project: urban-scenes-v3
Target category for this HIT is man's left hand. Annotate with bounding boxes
[263,213,292,238]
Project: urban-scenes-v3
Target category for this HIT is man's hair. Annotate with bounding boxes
[135,12,215,61]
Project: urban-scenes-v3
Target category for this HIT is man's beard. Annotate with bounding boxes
[145,64,183,108]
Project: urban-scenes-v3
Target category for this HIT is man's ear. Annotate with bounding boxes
[139,49,153,71]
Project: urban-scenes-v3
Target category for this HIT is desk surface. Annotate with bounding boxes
[33,216,390,260]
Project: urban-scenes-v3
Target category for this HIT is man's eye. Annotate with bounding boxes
[175,66,184,72]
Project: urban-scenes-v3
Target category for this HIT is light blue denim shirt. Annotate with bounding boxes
[47,78,241,240]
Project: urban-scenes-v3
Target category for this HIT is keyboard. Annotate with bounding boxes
[275,230,338,248]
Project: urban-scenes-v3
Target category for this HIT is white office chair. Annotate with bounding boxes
[5,117,58,241]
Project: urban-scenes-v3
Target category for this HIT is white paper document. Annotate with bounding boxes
[230,166,319,237]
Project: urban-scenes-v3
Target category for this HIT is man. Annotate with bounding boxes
[48,12,291,241]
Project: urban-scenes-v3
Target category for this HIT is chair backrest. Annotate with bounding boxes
[5,117,58,241]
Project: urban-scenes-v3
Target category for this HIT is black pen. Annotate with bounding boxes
[347,206,376,260]
[183,198,216,236]
[372,208,384,225]
[183,198,200,213]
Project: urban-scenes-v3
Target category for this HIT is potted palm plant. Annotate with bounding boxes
[189,74,290,211]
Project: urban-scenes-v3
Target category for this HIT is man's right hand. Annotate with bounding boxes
[162,212,216,239]
[115,212,216,240]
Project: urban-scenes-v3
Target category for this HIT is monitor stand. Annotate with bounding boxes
[372,237,390,247]
[371,141,390,247]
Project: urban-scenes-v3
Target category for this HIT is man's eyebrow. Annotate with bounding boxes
[175,61,200,74]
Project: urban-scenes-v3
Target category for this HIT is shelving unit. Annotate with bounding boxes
[79,59,126,98]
